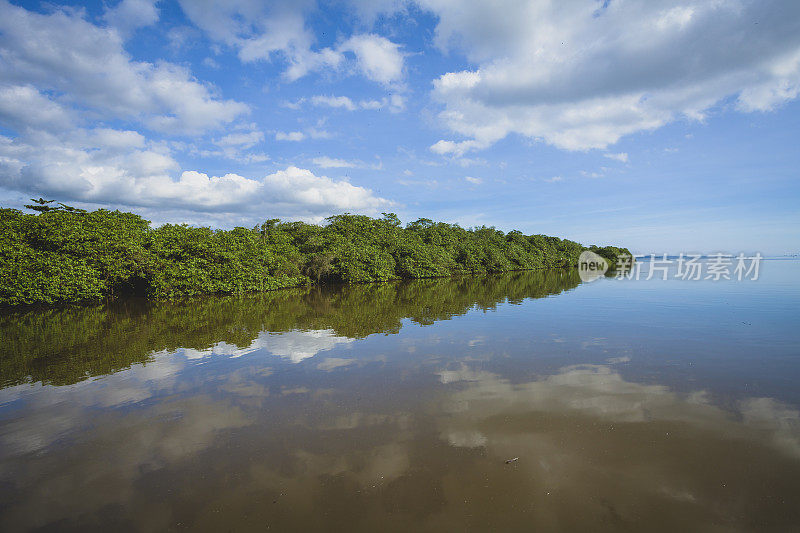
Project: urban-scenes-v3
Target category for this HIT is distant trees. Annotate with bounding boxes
[0,206,631,306]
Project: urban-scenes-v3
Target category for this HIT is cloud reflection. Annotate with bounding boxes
[181,329,354,363]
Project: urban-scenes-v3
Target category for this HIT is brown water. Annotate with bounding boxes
[1,264,800,531]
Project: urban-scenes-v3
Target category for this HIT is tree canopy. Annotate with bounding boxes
[0,206,630,306]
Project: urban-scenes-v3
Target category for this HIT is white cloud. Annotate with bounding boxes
[140,169,261,208]
[260,166,390,215]
[275,131,305,141]
[543,176,563,183]
[177,1,405,86]
[306,126,333,140]
[604,152,629,163]
[312,156,381,169]
[313,156,357,168]
[396,177,439,189]
[216,131,264,149]
[0,85,74,132]
[385,93,406,112]
[429,139,487,157]
[196,130,267,163]
[420,0,800,151]
[0,117,389,218]
[292,93,406,112]
[166,26,199,51]
[103,0,159,38]
[0,1,247,135]
[464,176,482,185]
[310,95,357,111]
[89,129,147,150]
[359,98,383,110]
[339,34,405,86]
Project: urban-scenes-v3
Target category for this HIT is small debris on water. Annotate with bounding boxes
[505,457,519,464]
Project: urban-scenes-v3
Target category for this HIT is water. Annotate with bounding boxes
[1,262,799,531]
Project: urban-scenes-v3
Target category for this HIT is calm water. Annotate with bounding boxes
[1,262,799,531]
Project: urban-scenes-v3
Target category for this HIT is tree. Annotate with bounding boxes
[23,198,57,213]
[0,204,631,306]
[24,198,86,214]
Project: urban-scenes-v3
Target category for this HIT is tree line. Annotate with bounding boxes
[0,203,630,306]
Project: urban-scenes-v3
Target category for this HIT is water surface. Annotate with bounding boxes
[1,263,799,531]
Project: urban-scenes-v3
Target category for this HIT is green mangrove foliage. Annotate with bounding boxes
[0,206,630,306]
[0,269,581,388]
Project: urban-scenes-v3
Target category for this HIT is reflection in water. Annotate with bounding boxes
[433,364,800,530]
[1,266,800,531]
[181,330,355,364]
[1,269,579,388]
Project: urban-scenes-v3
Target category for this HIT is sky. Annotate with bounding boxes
[0,0,798,254]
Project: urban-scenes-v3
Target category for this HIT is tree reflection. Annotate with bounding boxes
[0,269,581,388]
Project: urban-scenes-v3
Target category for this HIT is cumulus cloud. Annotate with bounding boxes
[177,0,405,86]
[0,1,247,135]
[103,0,159,38]
[463,176,482,185]
[261,166,389,214]
[0,85,75,132]
[0,1,388,224]
[0,120,389,219]
[0,2,393,224]
[339,34,405,86]
[422,0,800,151]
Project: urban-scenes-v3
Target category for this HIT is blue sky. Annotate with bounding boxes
[0,0,798,254]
